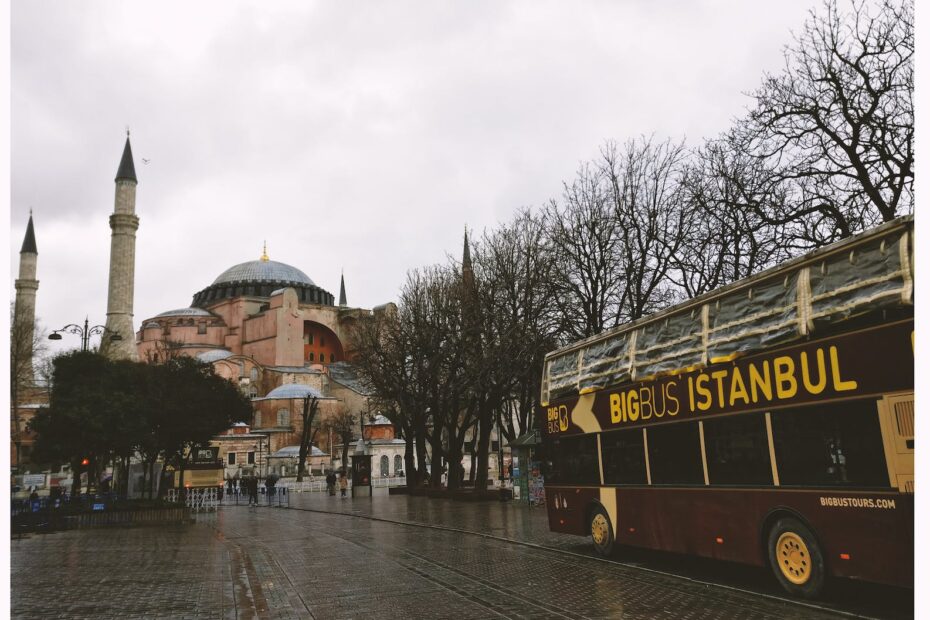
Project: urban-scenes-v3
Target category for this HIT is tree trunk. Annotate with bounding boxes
[403,433,416,489]
[69,458,81,499]
[474,406,493,491]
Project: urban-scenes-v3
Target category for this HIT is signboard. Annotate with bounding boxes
[528,461,545,506]
[191,446,219,464]
[542,320,913,438]
[23,474,46,488]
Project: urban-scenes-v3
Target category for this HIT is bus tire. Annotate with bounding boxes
[767,517,825,599]
[589,505,614,557]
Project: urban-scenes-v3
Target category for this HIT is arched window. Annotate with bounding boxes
[254,411,262,428]
[238,361,245,377]
[380,455,389,476]
[249,387,258,398]
[330,353,336,363]
[394,455,403,475]
[319,353,325,362]
[250,367,258,382]
[277,408,290,426]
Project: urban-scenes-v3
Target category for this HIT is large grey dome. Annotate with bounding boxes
[212,260,315,287]
[192,257,334,308]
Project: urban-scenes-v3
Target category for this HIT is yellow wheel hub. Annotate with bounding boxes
[591,513,609,546]
[776,532,811,585]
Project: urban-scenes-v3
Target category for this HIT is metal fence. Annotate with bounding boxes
[276,476,407,494]
[220,486,290,507]
[167,488,220,512]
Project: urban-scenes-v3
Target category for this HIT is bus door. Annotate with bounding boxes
[878,393,914,493]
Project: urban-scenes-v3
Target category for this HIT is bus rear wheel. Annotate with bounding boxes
[589,506,614,557]
[767,517,825,599]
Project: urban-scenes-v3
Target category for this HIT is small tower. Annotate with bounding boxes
[339,271,347,307]
[14,212,39,381]
[99,135,140,361]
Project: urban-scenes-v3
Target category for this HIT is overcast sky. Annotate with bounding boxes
[11,1,822,356]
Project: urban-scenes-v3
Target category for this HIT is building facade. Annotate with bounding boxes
[136,248,393,475]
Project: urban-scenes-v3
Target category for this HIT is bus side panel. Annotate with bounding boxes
[615,488,769,566]
[612,487,912,587]
[546,486,600,536]
[774,490,913,587]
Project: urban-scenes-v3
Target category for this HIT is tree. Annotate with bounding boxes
[30,352,251,499]
[30,352,120,496]
[544,163,622,340]
[153,357,251,497]
[600,136,689,320]
[738,0,913,247]
[672,138,792,298]
[296,395,320,482]
[323,407,358,474]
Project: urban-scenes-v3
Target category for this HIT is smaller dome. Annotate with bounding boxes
[270,445,327,458]
[370,415,392,426]
[258,384,324,400]
[156,307,215,318]
[197,349,233,363]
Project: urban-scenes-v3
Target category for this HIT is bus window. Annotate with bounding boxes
[771,400,889,488]
[543,435,599,485]
[703,413,773,486]
[647,422,703,485]
[601,428,647,485]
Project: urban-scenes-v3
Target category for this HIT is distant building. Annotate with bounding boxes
[135,245,394,474]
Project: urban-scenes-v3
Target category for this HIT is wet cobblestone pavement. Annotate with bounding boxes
[11,493,913,619]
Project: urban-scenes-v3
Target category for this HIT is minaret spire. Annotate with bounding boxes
[20,212,37,254]
[462,227,472,270]
[339,271,347,307]
[100,134,140,361]
[115,136,137,183]
[462,227,475,291]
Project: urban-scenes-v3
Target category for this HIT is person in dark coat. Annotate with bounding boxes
[325,470,337,496]
[248,475,259,506]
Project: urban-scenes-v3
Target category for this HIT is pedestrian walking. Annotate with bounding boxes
[326,470,337,496]
[248,475,259,506]
[339,472,348,498]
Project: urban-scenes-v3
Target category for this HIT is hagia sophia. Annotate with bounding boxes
[135,245,401,479]
[13,136,406,481]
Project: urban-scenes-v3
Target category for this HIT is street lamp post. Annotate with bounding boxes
[49,317,122,352]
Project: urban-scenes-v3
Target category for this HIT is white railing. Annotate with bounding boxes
[277,476,407,493]
[167,487,219,512]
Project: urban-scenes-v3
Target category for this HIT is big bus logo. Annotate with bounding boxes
[546,405,570,433]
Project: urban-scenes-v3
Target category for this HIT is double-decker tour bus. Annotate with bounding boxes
[539,216,913,598]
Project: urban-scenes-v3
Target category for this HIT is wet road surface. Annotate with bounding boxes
[10,493,914,619]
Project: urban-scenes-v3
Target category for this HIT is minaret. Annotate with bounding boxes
[99,135,140,361]
[14,212,39,381]
[339,271,347,307]
[462,228,474,290]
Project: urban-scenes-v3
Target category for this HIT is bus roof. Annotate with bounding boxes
[542,216,913,403]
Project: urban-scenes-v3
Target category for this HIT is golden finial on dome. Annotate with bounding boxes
[261,240,269,262]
